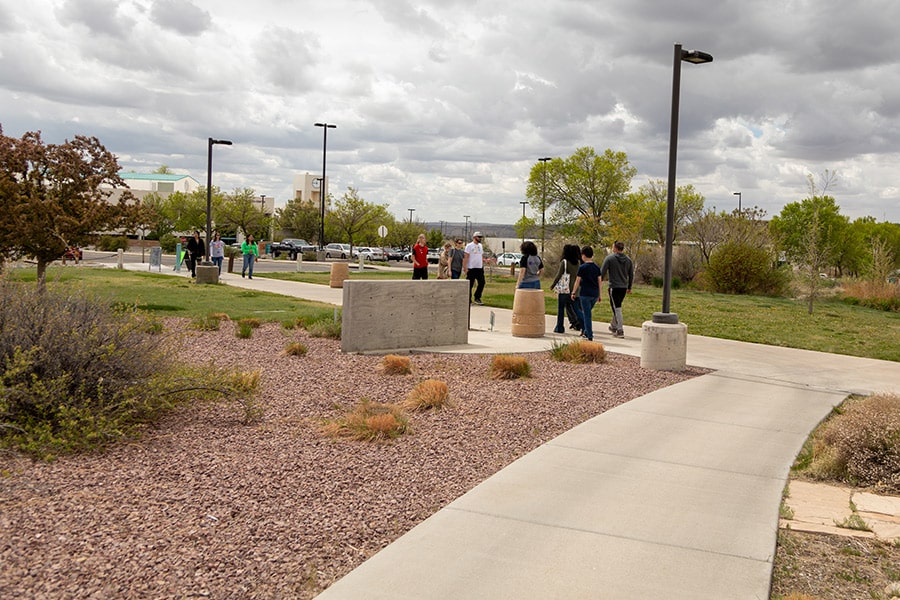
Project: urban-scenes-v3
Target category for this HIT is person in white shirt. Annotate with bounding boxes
[462,231,485,305]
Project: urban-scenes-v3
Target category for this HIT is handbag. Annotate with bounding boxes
[553,260,570,294]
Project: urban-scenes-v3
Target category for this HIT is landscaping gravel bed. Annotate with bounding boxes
[1,320,705,599]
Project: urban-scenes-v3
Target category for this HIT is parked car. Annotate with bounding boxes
[384,248,406,261]
[427,250,441,264]
[352,246,386,261]
[272,238,315,259]
[495,252,523,266]
[324,243,352,259]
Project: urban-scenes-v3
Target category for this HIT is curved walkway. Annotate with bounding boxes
[122,263,900,598]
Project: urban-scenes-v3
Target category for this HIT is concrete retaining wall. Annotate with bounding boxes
[341,280,469,353]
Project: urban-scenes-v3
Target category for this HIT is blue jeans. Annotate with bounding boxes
[242,254,255,277]
[517,280,541,289]
[211,256,223,274]
[579,295,598,340]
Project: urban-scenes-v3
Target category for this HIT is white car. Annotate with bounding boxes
[352,246,386,261]
[495,252,523,266]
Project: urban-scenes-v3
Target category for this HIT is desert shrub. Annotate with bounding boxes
[0,282,260,458]
[158,234,178,253]
[704,242,789,295]
[381,354,411,375]
[841,278,900,312]
[803,393,900,493]
[404,379,451,411]
[490,355,531,379]
[282,342,308,357]
[281,319,297,330]
[238,317,261,329]
[549,340,607,364]
[321,399,410,442]
[191,313,223,331]
[96,235,130,252]
[236,321,254,339]
[307,320,341,339]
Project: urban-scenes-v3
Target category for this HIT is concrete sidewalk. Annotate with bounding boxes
[117,263,900,598]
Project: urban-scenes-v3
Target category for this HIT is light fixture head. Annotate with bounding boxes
[681,49,713,64]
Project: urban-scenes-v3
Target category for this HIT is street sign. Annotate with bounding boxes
[378,225,388,238]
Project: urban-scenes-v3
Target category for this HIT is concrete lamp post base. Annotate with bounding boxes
[195,263,219,285]
[640,313,687,371]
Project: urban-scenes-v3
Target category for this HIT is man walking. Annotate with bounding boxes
[570,246,601,341]
[600,241,634,338]
[462,231,485,304]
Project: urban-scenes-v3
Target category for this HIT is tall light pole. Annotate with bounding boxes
[206,137,232,261]
[657,43,713,323]
[314,122,336,249]
[733,191,742,213]
[538,156,551,254]
[464,215,470,240]
[519,201,528,243]
[408,208,415,223]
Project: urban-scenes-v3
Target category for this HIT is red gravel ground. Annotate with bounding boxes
[1,320,705,599]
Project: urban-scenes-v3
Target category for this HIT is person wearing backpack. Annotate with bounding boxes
[549,244,583,334]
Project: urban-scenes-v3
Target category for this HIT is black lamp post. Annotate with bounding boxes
[519,201,528,243]
[314,122,336,249]
[464,215,470,239]
[733,191,742,213]
[206,137,232,260]
[408,208,415,223]
[656,43,713,324]
[538,157,551,254]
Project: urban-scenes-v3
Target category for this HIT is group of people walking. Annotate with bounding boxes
[547,241,634,341]
[182,230,259,279]
[412,231,634,339]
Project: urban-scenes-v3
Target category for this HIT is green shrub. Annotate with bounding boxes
[158,234,179,253]
[96,235,130,252]
[191,313,222,331]
[236,321,254,338]
[307,319,342,339]
[704,242,789,295]
[0,281,260,458]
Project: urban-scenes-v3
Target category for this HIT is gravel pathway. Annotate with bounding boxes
[1,320,705,599]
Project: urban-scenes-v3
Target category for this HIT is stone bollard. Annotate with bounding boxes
[117,248,124,269]
[511,288,545,338]
[330,262,349,288]
[640,319,687,371]
[195,264,219,284]
[296,252,303,272]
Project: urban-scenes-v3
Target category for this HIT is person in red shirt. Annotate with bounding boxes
[412,233,429,279]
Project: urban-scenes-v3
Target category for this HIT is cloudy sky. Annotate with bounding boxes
[2,0,899,227]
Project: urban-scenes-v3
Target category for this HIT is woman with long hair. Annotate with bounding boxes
[549,244,583,333]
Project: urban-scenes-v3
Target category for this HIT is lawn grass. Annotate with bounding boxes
[261,268,900,362]
[9,266,338,324]
[9,265,899,362]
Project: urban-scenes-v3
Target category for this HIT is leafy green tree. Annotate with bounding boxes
[216,187,270,239]
[136,192,176,241]
[276,197,320,244]
[386,219,420,248]
[514,215,537,243]
[0,127,131,285]
[327,187,390,250]
[528,147,636,244]
[634,180,705,245]
[770,195,848,271]
[426,228,444,249]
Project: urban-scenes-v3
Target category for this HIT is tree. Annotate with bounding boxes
[277,197,320,244]
[425,228,444,249]
[0,127,131,285]
[635,180,705,245]
[514,215,536,243]
[327,187,390,250]
[528,147,636,244]
[216,187,270,239]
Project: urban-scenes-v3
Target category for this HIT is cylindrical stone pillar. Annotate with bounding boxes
[330,262,350,288]
[511,288,546,338]
[640,320,688,371]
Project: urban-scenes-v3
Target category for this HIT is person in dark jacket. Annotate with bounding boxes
[185,230,205,277]
[600,241,634,338]
[549,244,583,333]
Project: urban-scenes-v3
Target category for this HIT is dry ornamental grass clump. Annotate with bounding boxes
[549,340,607,364]
[381,354,412,375]
[490,355,531,380]
[282,342,308,357]
[404,379,451,411]
[322,399,410,442]
[805,392,900,493]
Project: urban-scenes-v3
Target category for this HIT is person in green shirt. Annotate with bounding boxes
[241,235,259,279]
